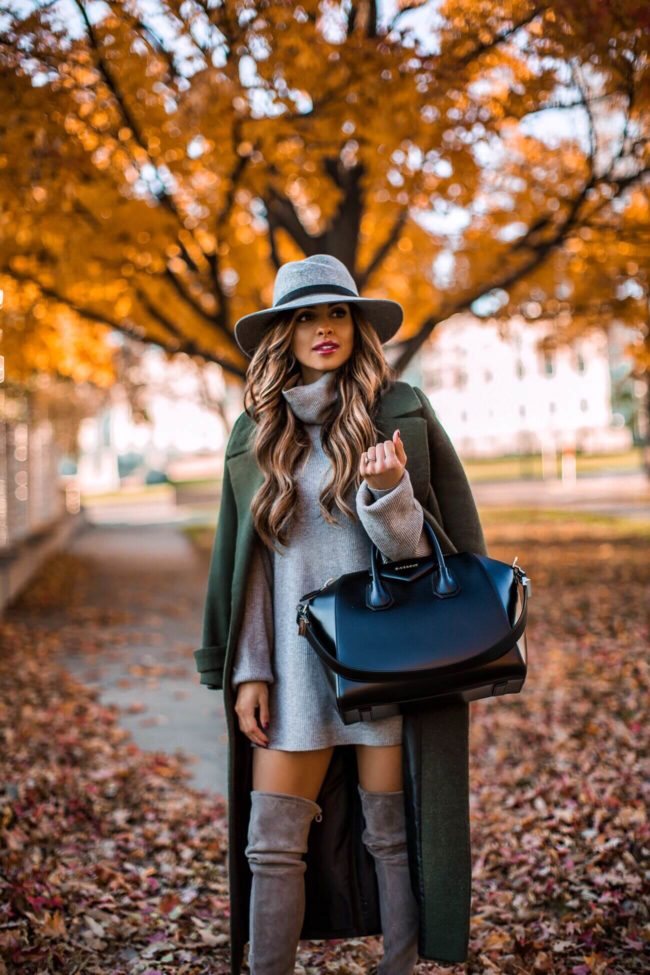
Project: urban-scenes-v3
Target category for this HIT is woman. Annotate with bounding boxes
[195,254,489,975]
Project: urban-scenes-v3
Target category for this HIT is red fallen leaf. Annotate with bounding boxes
[158,893,180,914]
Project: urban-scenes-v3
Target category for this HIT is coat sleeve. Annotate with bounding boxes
[412,385,489,558]
[230,538,275,690]
[193,448,238,690]
[355,466,433,563]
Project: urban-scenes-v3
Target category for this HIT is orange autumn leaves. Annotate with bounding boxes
[1,1,648,384]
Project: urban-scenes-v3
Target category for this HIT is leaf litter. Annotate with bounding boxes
[0,519,647,974]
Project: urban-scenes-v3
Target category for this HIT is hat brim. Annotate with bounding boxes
[234,293,404,359]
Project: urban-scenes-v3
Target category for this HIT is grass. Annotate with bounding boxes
[482,505,649,525]
[182,506,650,556]
[464,446,644,482]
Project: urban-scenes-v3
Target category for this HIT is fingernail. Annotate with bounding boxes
[263,721,269,728]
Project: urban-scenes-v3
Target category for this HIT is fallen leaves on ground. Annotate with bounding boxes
[0,517,648,974]
[0,616,232,974]
[459,521,648,975]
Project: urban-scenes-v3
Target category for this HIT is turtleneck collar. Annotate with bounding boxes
[281,369,338,425]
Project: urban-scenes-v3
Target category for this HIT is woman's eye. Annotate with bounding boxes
[296,306,346,323]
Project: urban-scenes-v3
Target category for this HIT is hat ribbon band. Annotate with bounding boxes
[275,283,358,306]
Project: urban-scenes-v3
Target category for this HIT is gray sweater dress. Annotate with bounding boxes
[231,368,433,751]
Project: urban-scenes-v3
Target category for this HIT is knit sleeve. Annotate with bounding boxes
[355,466,433,563]
[230,537,275,691]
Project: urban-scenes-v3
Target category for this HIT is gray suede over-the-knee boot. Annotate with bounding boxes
[245,790,323,975]
[358,784,419,975]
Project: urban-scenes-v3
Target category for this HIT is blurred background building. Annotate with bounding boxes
[404,314,633,458]
[71,315,637,494]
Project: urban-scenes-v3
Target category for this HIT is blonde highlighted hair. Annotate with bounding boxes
[243,304,397,553]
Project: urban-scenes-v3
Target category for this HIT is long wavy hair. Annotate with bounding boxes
[243,303,398,553]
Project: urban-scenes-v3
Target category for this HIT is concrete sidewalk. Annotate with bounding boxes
[17,521,229,797]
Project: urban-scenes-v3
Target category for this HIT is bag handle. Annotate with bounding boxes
[367,516,458,609]
[296,566,530,683]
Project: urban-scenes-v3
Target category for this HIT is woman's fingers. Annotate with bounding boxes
[359,432,406,486]
[364,440,399,471]
[258,688,270,729]
[243,711,268,747]
[364,442,385,469]
[391,429,406,463]
[235,689,270,746]
[383,439,398,464]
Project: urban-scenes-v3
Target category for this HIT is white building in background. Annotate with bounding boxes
[76,314,633,492]
[406,314,632,459]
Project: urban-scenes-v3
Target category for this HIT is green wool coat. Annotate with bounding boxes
[194,380,488,974]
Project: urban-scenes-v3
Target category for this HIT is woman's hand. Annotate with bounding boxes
[360,428,406,492]
[234,681,270,747]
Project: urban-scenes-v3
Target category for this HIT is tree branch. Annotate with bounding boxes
[69,191,240,353]
[1,264,246,379]
[358,209,409,288]
[447,4,551,69]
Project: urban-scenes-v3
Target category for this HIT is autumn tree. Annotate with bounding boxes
[1,0,648,398]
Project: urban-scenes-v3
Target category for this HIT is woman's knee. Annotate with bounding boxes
[252,745,334,800]
[355,743,404,792]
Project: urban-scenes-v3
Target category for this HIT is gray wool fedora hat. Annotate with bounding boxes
[234,253,404,359]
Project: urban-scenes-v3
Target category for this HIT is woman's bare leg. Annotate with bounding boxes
[252,744,335,800]
[355,743,403,791]
[252,742,402,796]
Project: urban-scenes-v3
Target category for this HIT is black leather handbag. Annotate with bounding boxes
[295,515,531,725]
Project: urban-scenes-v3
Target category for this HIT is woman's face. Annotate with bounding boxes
[288,301,354,383]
